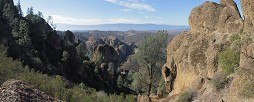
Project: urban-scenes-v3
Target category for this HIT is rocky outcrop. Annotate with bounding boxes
[102,36,121,47]
[162,0,254,101]
[0,79,61,102]
[92,44,119,85]
[163,31,228,95]
[93,44,119,71]
[189,0,243,33]
[86,36,135,62]
[241,0,254,33]
[64,30,78,45]
[102,36,135,62]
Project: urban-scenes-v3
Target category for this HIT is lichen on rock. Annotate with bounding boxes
[188,0,243,33]
[161,0,254,101]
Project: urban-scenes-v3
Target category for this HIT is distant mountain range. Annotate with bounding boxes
[56,23,189,31]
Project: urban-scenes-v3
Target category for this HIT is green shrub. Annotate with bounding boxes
[0,46,24,84]
[211,72,228,90]
[218,48,240,75]
[229,34,241,44]
[176,91,193,102]
[229,34,242,51]
[131,72,147,93]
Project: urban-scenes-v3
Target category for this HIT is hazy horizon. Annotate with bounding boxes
[13,0,242,26]
[12,0,242,31]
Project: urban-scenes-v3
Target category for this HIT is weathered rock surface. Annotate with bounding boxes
[92,44,119,85]
[0,79,61,102]
[86,36,135,63]
[93,44,119,70]
[241,0,254,33]
[102,36,135,62]
[162,0,254,101]
[162,31,227,95]
[189,0,243,33]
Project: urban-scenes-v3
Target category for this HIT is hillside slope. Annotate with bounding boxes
[0,0,133,94]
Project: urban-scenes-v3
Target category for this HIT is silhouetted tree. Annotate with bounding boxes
[46,15,57,30]
[16,0,23,16]
[26,7,34,15]
[37,11,43,18]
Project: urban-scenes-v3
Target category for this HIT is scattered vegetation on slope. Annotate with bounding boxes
[0,45,136,102]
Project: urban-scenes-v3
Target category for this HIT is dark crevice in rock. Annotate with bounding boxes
[242,50,254,60]
[164,60,177,93]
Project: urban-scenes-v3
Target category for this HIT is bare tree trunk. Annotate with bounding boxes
[147,78,152,96]
[147,64,154,97]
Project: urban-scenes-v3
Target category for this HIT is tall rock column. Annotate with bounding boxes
[163,0,243,94]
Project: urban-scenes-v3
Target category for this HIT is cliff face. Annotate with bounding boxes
[102,36,135,62]
[241,0,254,33]
[93,44,119,72]
[86,36,135,63]
[162,0,254,101]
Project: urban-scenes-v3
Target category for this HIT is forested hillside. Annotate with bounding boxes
[0,0,171,101]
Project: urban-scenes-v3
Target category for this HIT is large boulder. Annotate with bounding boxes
[162,31,227,94]
[0,79,61,102]
[241,0,254,33]
[162,0,254,101]
[189,0,243,33]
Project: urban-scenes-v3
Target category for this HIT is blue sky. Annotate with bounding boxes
[13,0,241,26]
